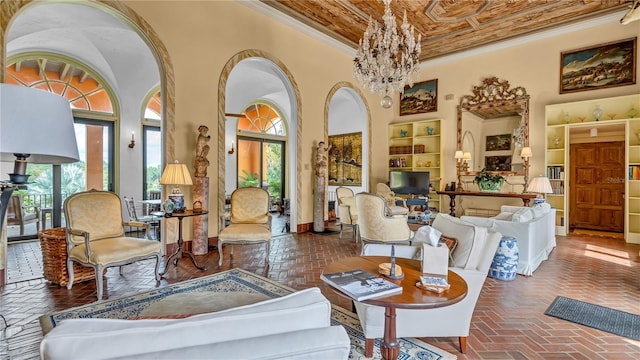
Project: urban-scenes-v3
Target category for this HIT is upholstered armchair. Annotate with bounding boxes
[6,193,40,236]
[354,214,501,355]
[64,190,161,300]
[335,186,358,242]
[375,183,408,216]
[218,187,272,266]
[355,193,413,253]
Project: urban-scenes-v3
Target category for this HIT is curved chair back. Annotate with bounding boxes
[65,190,125,243]
[335,186,354,202]
[355,193,412,245]
[230,187,270,224]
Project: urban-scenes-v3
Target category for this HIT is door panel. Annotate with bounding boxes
[569,141,624,232]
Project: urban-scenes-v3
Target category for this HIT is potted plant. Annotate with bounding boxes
[474,168,505,192]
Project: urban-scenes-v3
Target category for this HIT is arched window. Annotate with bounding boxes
[5,55,116,239]
[142,90,161,200]
[236,102,286,202]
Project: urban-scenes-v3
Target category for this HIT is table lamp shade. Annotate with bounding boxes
[160,161,192,211]
[527,176,552,194]
[1,84,79,183]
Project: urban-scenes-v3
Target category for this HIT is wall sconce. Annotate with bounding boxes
[128,131,136,148]
[520,146,532,191]
[228,141,235,154]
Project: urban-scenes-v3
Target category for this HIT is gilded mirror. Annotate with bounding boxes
[457,76,530,188]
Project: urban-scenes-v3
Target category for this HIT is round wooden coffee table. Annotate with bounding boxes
[324,256,467,360]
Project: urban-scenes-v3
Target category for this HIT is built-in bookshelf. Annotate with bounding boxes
[546,94,640,243]
[388,119,443,212]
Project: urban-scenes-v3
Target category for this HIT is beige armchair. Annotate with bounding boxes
[375,183,408,216]
[218,187,272,266]
[336,186,358,242]
[355,192,413,253]
[354,215,502,355]
[64,190,162,300]
[6,193,40,236]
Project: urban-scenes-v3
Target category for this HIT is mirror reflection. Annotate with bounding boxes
[457,77,531,189]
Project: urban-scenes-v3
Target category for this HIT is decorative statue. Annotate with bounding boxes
[194,125,210,177]
[315,141,332,178]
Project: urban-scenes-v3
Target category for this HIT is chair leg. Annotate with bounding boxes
[265,241,270,265]
[119,266,124,276]
[365,338,374,358]
[66,258,75,290]
[339,223,343,239]
[459,336,467,353]
[218,243,224,266]
[153,254,161,281]
[96,265,105,300]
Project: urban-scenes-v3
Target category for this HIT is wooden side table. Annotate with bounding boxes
[324,256,467,360]
[159,210,208,275]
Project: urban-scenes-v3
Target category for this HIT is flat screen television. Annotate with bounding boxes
[389,171,430,195]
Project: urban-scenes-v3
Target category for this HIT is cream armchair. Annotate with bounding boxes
[218,187,272,266]
[64,190,162,300]
[355,193,413,253]
[354,214,501,355]
[336,186,358,242]
[7,192,40,236]
[375,183,408,216]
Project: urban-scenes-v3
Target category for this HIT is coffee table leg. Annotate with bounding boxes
[381,306,399,360]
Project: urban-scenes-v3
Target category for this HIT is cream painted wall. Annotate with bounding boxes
[123,1,386,231]
[378,20,639,212]
[127,0,637,226]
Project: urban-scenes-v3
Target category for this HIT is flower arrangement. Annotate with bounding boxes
[474,168,505,192]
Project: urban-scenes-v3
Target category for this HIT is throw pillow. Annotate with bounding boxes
[439,235,458,266]
[511,207,533,222]
[432,214,479,268]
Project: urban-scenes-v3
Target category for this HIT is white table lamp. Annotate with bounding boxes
[526,176,553,205]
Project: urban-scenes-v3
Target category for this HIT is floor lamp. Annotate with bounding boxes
[0,84,79,229]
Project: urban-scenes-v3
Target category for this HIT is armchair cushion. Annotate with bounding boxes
[339,196,357,216]
[511,207,534,222]
[68,237,163,264]
[218,223,271,242]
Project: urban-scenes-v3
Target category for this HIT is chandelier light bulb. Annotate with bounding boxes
[381,95,393,108]
[353,0,421,108]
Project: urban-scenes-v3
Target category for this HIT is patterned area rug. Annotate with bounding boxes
[545,296,640,341]
[40,268,456,360]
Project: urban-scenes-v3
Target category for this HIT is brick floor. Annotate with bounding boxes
[1,225,639,359]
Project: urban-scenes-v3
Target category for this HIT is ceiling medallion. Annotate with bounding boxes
[353,0,422,108]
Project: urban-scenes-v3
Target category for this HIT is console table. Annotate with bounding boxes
[436,191,537,217]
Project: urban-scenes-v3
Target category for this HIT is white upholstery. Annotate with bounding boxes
[355,193,413,253]
[218,187,272,266]
[375,183,409,216]
[461,204,556,276]
[354,214,501,354]
[336,187,358,242]
[40,287,350,360]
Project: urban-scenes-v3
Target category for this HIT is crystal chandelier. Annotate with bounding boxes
[353,0,421,108]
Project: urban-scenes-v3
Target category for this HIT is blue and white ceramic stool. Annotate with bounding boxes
[489,236,519,281]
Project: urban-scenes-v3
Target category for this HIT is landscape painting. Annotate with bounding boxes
[485,156,512,171]
[328,132,362,186]
[560,37,636,94]
[485,134,511,151]
[399,79,437,116]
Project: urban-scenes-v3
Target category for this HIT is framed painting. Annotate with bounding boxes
[328,132,362,186]
[485,134,511,151]
[560,37,636,94]
[399,79,437,116]
[485,156,512,171]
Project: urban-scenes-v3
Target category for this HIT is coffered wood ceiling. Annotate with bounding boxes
[260,0,631,61]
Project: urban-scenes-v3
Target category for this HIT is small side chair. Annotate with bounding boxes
[64,190,161,300]
[218,187,272,266]
[336,186,358,243]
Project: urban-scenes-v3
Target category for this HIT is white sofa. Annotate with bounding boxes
[40,287,350,360]
[354,214,501,354]
[461,203,556,276]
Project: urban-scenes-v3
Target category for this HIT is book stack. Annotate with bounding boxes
[321,269,402,301]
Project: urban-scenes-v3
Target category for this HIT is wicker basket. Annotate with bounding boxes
[39,228,97,286]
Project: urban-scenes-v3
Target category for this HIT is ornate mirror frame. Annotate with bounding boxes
[457,76,530,187]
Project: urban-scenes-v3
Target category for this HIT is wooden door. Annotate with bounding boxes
[569,141,625,232]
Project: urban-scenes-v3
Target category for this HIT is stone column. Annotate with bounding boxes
[313,175,325,232]
[192,177,209,255]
